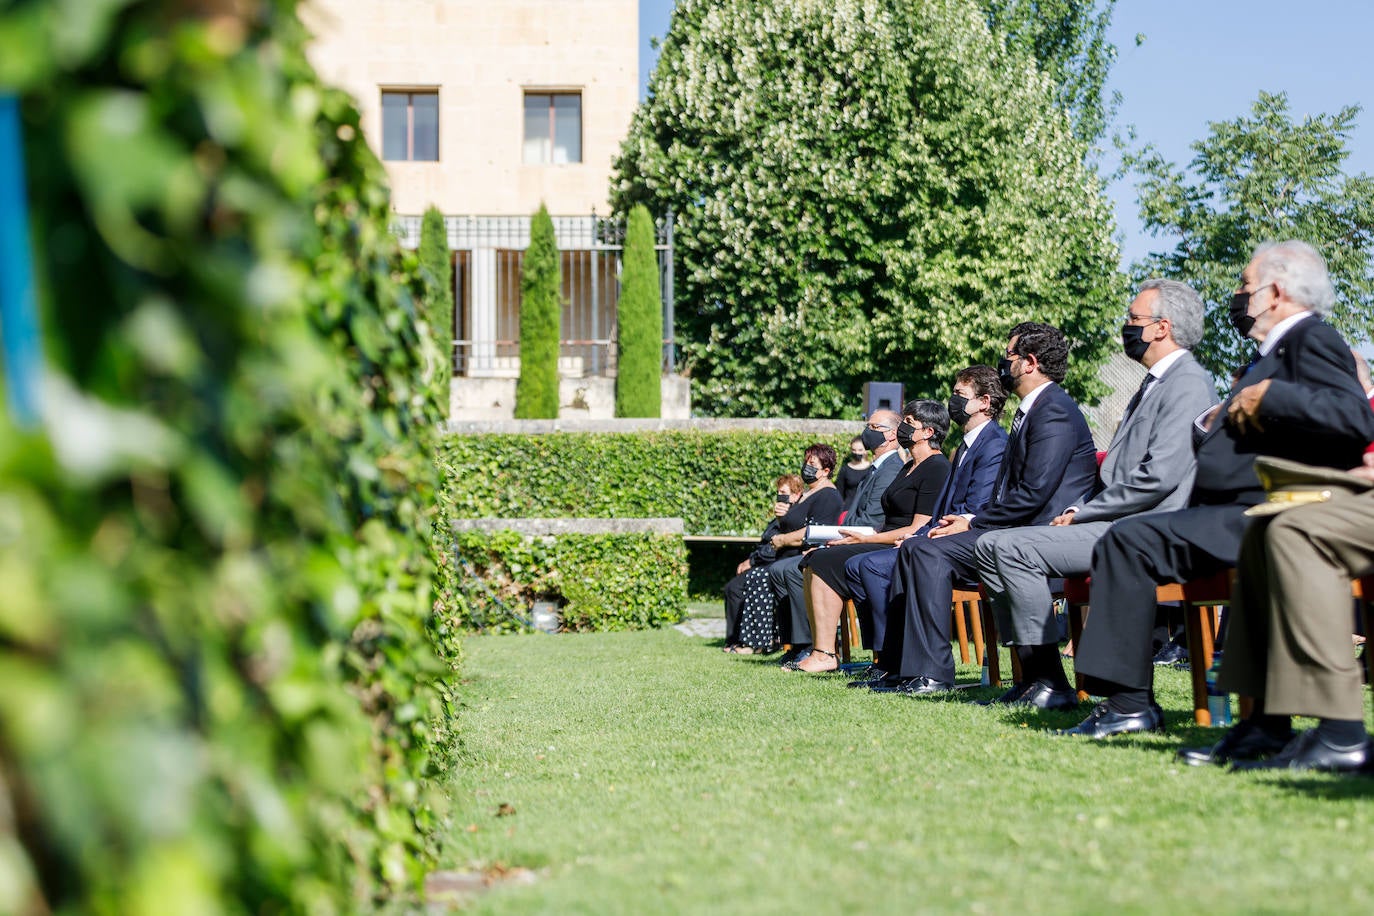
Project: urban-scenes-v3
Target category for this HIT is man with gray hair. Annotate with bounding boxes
[972,279,1217,709]
[1064,240,1374,740]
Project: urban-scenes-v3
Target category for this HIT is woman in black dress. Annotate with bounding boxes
[793,400,952,673]
[835,435,871,506]
[731,444,844,653]
[722,474,802,652]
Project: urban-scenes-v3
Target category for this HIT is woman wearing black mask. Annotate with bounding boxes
[728,445,843,655]
[836,435,872,505]
[722,473,803,653]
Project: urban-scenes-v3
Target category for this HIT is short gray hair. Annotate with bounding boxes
[1253,240,1336,316]
[1137,278,1205,349]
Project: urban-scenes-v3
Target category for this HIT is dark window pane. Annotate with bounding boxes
[412,93,439,161]
[523,93,550,164]
[553,94,581,163]
[381,92,409,160]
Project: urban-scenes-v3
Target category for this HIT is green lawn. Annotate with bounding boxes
[440,626,1374,914]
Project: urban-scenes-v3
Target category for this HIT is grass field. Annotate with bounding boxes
[439,619,1374,914]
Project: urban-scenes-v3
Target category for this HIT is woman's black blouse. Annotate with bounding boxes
[878,454,951,531]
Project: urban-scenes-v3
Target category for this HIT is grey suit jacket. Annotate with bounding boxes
[1072,351,1218,524]
[846,448,904,528]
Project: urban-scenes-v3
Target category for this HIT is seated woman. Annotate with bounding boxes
[835,435,872,507]
[794,400,952,673]
[722,473,803,652]
[729,444,844,654]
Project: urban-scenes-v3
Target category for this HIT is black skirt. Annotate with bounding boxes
[805,542,892,599]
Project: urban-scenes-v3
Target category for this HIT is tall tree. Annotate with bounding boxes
[616,204,664,417]
[418,205,454,403]
[1131,91,1374,378]
[614,0,1123,418]
[515,204,561,419]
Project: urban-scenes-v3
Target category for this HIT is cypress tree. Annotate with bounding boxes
[417,205,453,400]
[515,204,562,418]
[615,204,664,417]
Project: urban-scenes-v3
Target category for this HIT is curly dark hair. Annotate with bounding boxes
[955,365,1007,422]
[1008,321,1069,383]
[803,443,837,475]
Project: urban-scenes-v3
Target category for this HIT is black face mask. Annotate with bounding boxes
[997,357,1017,393]
[848,451,866,463]
[860,427,887,451]
[1121,323,1151,363]
[896,421,918,449]
[800,464,820,484]
[775,492,792,505]
[947,394,972,426]
[1229,291,1257,338]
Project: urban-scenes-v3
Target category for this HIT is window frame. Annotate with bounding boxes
[381,88,440,162]
[522,90,583,165]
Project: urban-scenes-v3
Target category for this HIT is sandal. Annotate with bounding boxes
[792,647,840,673]
[725,645,756,655]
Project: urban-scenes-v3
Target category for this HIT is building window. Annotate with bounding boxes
[523,92,582,165]
[382,90,439,161]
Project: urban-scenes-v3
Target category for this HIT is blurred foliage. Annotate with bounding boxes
[615,203,663,417]
[514,204,560,419]
[0,0,460,911]
[614,0,1123,418]
[441,430,852,537]
[1130,91,1374,378]
[453,530,686,632]
[418,205,453,406]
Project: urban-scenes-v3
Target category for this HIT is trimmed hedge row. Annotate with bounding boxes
[453,530,687,631]
[441,430,854,536]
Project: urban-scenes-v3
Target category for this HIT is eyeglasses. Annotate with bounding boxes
[1123,312,1162,325]
[865,423,893,431]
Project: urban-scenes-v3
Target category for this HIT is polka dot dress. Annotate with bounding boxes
[737,566,780,650]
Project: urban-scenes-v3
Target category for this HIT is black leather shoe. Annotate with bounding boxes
[1176,720,1292,767]
[1231,729,1370,773]
[869,675,953,695]
[846,667,889,688]
[1013,680,1079,711]
[1151,640,1188,667]
[1057,700,1164,738]
[977,682,1030,707]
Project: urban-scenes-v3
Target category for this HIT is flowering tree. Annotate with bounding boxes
[614,0,1123,417]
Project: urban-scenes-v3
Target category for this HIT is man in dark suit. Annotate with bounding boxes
[844,366,1008,679]
[973,280,1217,710]
[873,323,1099,694]
[769,410,903,665]
[1067,241,1374,739]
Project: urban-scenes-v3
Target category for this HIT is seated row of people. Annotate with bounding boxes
[721,239,1374,774]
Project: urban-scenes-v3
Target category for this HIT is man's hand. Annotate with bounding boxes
[1226,378,1271,434]
[1350,451,1374,482]
[928,515,970,539]
[1050,509,1077,526]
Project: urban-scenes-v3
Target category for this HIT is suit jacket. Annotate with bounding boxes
[846,448,904,528]
[972,382,1098,529]
[1074,351,1218,524]
[1192,317,1374,504]
[925,421,1008,527]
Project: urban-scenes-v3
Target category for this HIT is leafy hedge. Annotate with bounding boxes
[454,530,687,632]
[1,1,459,911]
[442,430,852,536]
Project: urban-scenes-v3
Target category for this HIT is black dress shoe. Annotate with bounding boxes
[1057,700,1164,738]
[977,682,1030,707]
[1013,680,1079,711]
[1151,640,1188,667]
[846,667,889,688]
[869,675,953,695]
[1231,729,1370,773]
[1176,720,1292,767]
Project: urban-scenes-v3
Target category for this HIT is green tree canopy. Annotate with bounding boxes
[616,204,664,417]
[515,204,561,418]
[614,0,1123,418]
[418,205,454,403]
[1131,91,1374,378]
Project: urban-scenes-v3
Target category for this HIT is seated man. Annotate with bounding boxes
[873,323,1099,694]
[844,366,1007,681]
[769,409,904,667]
[1178,452,1374,772]
[1067,241,1374,738]
[972,280,1217,709]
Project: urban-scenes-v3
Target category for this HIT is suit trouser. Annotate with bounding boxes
[1075,504,1250,692]
[723,570,748,644]
[845,547,900,651]
[974,521,1111,646]
[767,555,810,645]
[1218,492,1374,720]
[886,530,984,682]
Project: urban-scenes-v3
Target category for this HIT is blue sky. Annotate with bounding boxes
[638,0,1373,270]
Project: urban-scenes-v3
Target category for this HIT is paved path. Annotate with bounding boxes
[673,617,725,639]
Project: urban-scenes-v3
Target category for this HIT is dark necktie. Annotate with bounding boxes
[1010,407,1025,438]
[1122,372,1158,423]
[953,442,968,467]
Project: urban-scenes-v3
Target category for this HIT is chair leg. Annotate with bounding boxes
[1069,602,1090,702]
[969,599,986,676]
[977,599,1004,686]
[839,599,861,664]
[952,598,971,665]
[1185,603,1220,726]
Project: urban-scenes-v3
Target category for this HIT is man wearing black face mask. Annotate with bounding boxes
[1067,241,1374,742]
[972,280,1216,709]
